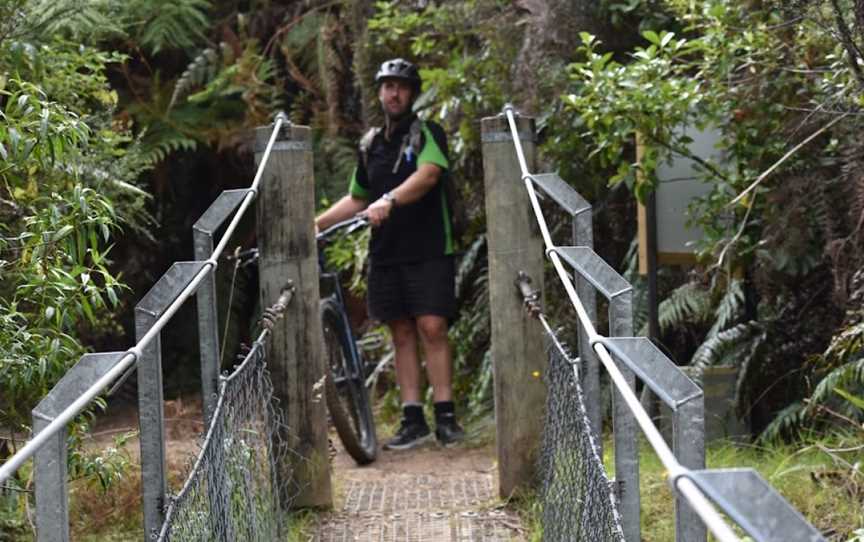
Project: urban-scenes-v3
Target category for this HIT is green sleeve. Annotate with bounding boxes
[348,167,370,199]
[418,123,449,170]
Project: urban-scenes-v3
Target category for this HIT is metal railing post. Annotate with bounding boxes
[32,417,69,542]
[32,353,123,542]
[609,289,640,542]
[675,396,706,542]
[192,190,250,542]
[136,302,168,540]
[137,261,207,539]
[572,205,601,444]
[193,189,253,424]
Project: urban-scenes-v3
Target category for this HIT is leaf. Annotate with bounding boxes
[834,388,864,411]
[660,32,675,48]
[52,225,74,242]
[643,30,660,46]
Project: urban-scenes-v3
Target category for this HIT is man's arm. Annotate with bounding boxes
[315,195,368,231]
[364,163,441,226]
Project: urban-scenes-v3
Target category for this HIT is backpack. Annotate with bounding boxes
[359,119,468,244]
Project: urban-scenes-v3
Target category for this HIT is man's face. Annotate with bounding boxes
[378,78,414,119]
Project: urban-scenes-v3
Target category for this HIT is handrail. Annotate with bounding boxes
[0,112,290,486]
[501,105,740,542]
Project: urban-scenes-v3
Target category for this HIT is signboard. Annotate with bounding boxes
[638,125,723,272]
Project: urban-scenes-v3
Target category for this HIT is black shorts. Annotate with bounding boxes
[367,256,456,323]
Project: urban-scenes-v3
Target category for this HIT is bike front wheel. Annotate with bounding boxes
[320,298,377,464]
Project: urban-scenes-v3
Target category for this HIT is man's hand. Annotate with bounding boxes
[365,195,394,226]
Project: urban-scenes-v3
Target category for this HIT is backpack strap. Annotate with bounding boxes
[359,127,381,169]
[359,118,424,170]
[408,118,423,156]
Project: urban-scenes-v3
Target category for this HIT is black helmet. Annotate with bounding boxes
[374,58,421,91]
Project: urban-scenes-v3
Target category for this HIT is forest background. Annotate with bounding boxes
[1,0,863,538]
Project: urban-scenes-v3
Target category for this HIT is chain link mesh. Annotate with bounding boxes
[155,339,295,541]
[538,334,625,542]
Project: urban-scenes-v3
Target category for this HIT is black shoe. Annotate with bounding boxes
[435,416,465,446]
[383,421,432,450]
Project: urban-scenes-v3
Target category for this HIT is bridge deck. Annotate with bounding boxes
[314,439,525,541]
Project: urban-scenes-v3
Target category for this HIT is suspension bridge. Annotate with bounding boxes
[0,108,828,541]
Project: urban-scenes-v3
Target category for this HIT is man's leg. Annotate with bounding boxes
[417,315,464,445]
[389,318,422,402]
[384,318,432,450]
[415,315,452,402]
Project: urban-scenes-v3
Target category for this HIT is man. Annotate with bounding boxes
[315,58,464,450]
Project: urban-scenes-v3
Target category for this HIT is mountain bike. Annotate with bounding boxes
[228,216,377,465]
[316,216,377,465]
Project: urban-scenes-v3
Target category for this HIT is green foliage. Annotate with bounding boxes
[134,0,211,54]
[565,29,719,201]
[655,281,712,334]
[0,1,157,521]
[323,227,371,296]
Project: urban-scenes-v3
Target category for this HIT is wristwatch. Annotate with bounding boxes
[382,191,397,207]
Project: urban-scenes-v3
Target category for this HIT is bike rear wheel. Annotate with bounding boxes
[320,298,377,464]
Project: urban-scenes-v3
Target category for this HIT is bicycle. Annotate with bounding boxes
[316,215,378,465]
[228,217,378,465]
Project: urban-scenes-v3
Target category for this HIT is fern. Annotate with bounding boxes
[824,318,864,364]
[691,321,765,369]
[135,0,212,54]
[706,278,744,337]
[137,128,198,166]
[806,357,864,416]
[657,281,712,334]
[759,401,807,442]
[170,46,228,108]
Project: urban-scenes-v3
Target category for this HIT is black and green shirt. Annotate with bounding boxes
[349,114,454,266]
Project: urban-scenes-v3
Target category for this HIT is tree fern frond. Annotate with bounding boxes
[658,281,711,334]
[170,46,224,108]
[759,401,807,442]
[135,0,212,54]
[733,328,769,414]
[27,0,124,41]
[138,129,198,166]
[691,321,764,369]
[806,357,864,414]
[707,278,745,337]
[824,318,864,364]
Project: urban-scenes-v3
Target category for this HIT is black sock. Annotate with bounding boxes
[434,401,455,424]
[403,403,426,426]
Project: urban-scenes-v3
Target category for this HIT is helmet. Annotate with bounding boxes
[374,58,421,91]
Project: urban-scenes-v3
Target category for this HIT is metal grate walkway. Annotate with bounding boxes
[314,444,524,542]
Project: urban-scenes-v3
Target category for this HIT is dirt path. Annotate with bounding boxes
[314,437,526,542]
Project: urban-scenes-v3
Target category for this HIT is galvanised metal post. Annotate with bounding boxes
[193,190,250,542]
[526,173,600,444]
[554,246,640,542]
[599,337,706,542]
[33,353,123,542]
[573,205,600,446]
[675,394,706,542]
[137,261,207,539]
[192,189,252,423]
[609,288,640,542]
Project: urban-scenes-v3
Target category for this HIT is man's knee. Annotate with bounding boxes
[416,315,448,343]
[389,319,417,350]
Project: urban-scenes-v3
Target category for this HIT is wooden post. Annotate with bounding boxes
[481,114,546,498]
[254,122,332,509]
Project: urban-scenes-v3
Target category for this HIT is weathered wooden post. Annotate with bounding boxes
[481,113,546,498]
[254,121,332,508]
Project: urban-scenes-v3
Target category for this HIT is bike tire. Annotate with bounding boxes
[320,298,377,464]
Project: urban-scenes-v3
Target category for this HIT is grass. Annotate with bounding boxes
[515,433,863,541]
[606,435,864,541]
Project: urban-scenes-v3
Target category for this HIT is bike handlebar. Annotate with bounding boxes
[316,214,369,242]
